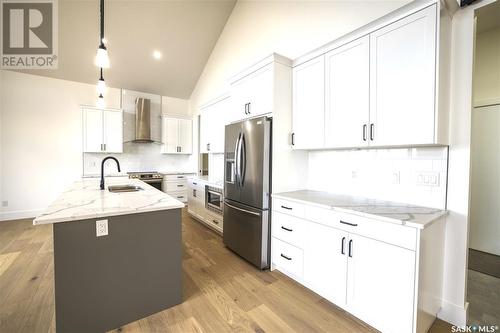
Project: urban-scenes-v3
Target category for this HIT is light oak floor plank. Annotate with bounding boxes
[0,209,452,333]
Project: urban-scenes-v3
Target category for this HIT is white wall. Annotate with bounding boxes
[0,70,3,213]
[190,0,408,109]
[308,147,448,209]
[0,71,121,220]
[473,26,500,106]
[469,105,500,256]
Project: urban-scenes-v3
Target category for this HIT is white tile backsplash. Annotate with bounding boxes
[307,147,448,209]
[83,142,196,176]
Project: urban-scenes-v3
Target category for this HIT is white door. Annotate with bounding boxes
[246,64,273,118]
[162,117,180,154]
[346,234,415,333]
[231,76,252,122]
[103,110,123,153]
[304,221,349,307]
[369,5,437,146]
[83,108,104,153]
[178,118,193,154]
[199,106,212,153]
[325,36,370,148]
[292,55,325,149]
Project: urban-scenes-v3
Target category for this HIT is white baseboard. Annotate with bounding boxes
[0,209,42,222]
[438,300,468,326]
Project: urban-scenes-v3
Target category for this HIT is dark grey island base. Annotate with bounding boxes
[53,208,182,333]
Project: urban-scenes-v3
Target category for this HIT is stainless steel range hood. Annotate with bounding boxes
[134,98,153,142]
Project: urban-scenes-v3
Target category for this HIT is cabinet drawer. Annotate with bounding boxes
[305,205,417,250]
[168,191,187,203]
[165,180,188,191]
[207,212,223,231]
[273,198,305,218]
[272,212,305,248]
[164,174,194,181]
[272,238,304,280]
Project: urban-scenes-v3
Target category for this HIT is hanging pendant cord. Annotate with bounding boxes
[99,0,105,47]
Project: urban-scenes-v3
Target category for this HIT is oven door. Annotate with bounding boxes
[142,179,162,191]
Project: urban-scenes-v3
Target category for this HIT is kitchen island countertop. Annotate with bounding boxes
[33,177,184,225]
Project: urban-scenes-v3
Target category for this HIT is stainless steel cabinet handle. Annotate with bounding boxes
[103,143,106,151]
[247,102,251,114]
[281,226,293,232]
[280,254,292,261]
[224,201,260,216]
[281,205,292,210]
[340,220,358,227]
[291,133,295,146]
[363,124,367,141]
[370,123,375,141]
[193,182,197,185]
[341,237,346,255]
[212,219,219,224]
[177,196,183,199]
[348,239,353,257]
[177,184,184,187]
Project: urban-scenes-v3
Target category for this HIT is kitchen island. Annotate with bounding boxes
[34,177,184,333]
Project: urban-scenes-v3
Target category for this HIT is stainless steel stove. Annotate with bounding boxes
[127,171,163,191]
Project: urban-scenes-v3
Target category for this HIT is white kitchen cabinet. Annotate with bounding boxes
[303,221,349,308]
[369,5,437,146]
[346,234,415,333]
[82,107,123,153]
[292,3,443,149]
[162,173,195,203]
[228,54,292,123]
[292,56,325,149]
[161,116,192,154]
[324,36,370,148]
[200,96,228,153]
[271,196,446,333]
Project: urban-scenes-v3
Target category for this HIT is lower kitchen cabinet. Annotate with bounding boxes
[162,173,195,203]
[271,197,445,333]
[187,178,223,234]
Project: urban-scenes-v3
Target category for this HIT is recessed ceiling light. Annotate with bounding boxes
[153,50,162,60]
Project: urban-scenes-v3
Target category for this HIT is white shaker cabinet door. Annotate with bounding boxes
[325,36,369,148]
[303,221,349,308]
[292,55,325,149]
[162,117,180,154]
[369,4,437,146]
[178,118,193,154]
[83,108,104,153]
[103,110,123,153]
[346,234,415,333]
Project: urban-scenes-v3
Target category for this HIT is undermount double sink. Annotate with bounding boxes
[108,185,144,193]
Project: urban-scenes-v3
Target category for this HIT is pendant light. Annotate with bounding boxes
[97,93,105,109]
[97,68,106,94]
[95,0,109,68]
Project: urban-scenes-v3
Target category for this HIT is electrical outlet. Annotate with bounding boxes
[96,219,108,237]
[1,200,8,207]
[416,172,440,187]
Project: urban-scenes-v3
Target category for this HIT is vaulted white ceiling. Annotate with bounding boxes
[17,0,236,98]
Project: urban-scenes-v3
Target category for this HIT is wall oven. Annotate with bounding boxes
[205,185,223,215]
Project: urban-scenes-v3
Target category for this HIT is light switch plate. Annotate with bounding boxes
[416,172,440,187]
[96,219,108,237]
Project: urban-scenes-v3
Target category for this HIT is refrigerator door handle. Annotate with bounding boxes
[240,133,246,187]
[224,201,260,216]
[234,133,241,186]
[236,133,244,187]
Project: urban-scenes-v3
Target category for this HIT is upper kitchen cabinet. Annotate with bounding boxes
[82,107,123,153]
[325,36,370,148]
[369,5,437,146]
[228,54,292,123]
[200,95,229,153]
[292,2,448,149]
[161,116,192,154]
[292,55,325,149]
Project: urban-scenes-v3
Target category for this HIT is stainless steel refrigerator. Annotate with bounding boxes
[223,116,271,269]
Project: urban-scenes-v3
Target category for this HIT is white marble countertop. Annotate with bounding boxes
[272,190,447,229]
[188,175,224,189]
[33,177,184,225]
[159,171,197,175]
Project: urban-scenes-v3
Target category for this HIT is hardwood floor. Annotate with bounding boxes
[0,208,452,333]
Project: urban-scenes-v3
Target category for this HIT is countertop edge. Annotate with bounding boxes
[272,192,448,230]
